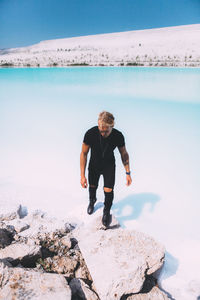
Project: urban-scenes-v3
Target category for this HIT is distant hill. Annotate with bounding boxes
[0,24,200,67]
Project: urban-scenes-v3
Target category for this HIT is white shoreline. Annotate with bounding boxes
[1,65,200,70]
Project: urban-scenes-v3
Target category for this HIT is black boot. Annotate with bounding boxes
[102,190,114,227]
[87,186,97,215]
[102,208,111,227]
[87,198,96,215]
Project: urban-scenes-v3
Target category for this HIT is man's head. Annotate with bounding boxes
[98,111,115,138]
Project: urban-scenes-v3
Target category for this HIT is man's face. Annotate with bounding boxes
[98,121,112,138]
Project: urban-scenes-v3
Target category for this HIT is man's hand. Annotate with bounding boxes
[126,174,132,186]
[118,146,132,187]
[81,176,88,188]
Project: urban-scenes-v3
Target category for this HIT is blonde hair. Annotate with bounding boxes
[98,111,115,127]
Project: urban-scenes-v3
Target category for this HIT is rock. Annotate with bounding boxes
[60,236,72,249]
[0,260,11,288]
[0,214,97,299]
[0,204,21,221]
[75,251,93,282]
[124,286,169,300]
[6,219,30,233]
[18,211,75,241]
[69,278,99,300]
[31,209,47,219]
[0,258,12,268]
[74,216,165,300]
[0,228,14,249]
[65,222,76,233]
[32,231,91,281]
[0,243,41,267]
[0,211,167,299]
[122,275,170,299]
[0,262,71,299]
[45,255,78,276]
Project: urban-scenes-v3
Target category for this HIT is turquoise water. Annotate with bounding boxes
[0,67,200,239]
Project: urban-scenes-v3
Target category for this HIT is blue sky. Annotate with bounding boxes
[0,0,199,49]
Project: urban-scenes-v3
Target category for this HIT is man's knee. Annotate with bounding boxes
[104,187,112,193]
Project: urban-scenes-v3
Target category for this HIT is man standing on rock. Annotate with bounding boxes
[80,111,132,227]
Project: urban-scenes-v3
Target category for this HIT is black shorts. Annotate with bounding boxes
[88,164,115,189]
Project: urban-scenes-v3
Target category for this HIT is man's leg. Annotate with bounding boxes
[87,185,97,214]
[87,167,100,215]
[102,165,115,226]
[102,187,114,226]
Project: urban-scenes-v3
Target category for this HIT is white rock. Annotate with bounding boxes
[74,216,165,300]
[0,263,71,299]
[125,286,170,299]
[6,219,30,233]
[0,204,21,221]
[0,243,41,266]
[18,212,74,240]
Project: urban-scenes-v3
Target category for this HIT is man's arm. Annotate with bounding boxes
[80,143,90,188]
[118,146,132,186]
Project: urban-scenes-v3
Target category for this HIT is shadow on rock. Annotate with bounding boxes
[112,193,160,227]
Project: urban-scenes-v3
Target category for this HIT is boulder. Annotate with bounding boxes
[0,204,21,222]
[74,216,165,300]
[0,243,41,267]
[122,275,170,300]
[6,219,30,233]
[17,211,74,241]
[0,261,71,300]
[125,286,169,300]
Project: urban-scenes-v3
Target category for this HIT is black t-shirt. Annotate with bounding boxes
[83,126,125,169]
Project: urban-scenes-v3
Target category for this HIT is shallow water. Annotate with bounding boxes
[1,67,200,218]
[0,67,200,298]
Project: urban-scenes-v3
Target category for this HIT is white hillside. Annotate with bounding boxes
[0,24,200,67]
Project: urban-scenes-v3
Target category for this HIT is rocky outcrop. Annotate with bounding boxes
[0,208,98,300]
[74,216,166,300]
[0,206,169,300]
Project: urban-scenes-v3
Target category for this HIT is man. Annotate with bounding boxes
[80,111,132,227]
